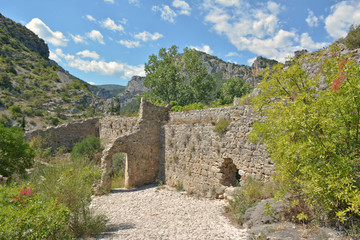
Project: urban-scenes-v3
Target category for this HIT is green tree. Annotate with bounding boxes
[0,124,35,177]
[344,24,360,50]
[219,77,252,104]
[144,45,215,106]
[249,44,360,224]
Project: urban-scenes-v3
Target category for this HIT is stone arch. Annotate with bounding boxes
[219,158,241,187]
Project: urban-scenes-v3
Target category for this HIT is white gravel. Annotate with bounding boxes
[91,185,247,240]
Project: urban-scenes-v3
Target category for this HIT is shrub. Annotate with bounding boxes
[70,136,103,163]
[344,24,360,50]
[28,161,107,238]
[0,184,72,239]
[0,125,35,178]
[249,44,360,228]
[214,118,230,134]
[225,178,277,224]
[9,105,22,119]
[50,117,60,126]
[29,136,52,161]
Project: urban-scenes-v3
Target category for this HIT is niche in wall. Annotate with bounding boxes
[219,158,241,187]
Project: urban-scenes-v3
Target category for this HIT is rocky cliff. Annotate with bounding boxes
[0,14,108,130]
[0,14,49,59]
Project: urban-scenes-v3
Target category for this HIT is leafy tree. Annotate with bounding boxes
[144,45,216,106]
[249,44,360,224]
[0,124,35,177]
[219,77,252,104]
[344,24,360,50]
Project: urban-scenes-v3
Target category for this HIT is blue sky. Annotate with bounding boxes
[1,0,360,86]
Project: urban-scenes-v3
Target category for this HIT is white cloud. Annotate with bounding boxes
[118,40,140,48]
[129,0,140,6]
[26,18,68,47]
[247,57,257,65]
[203,0,328,62]
[325,1,360,39]
[86,30,105,44]
[172,0,191,15]
[71,34,87,44]
[190,44,213,54]
[87,81,96,85]
[76,50,100,59]
[306,10,319,27]
[86,15,96,22]
[152,5,177,23]
[49,50,61,62]
[104,0,114,3]
[226,52,240,57]
[101,17,124,32]
[134,31,163,42]
[214,0,240,7]
[300,33,329,49]
[55,48,145,79]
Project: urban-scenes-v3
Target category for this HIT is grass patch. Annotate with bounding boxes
[225,178,277,224]
[214,118,230,134]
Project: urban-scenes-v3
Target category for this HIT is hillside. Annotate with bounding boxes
[0,13,281,129]
[0,14,117,131]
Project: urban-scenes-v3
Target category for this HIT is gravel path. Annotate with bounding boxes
[91,185,248,240]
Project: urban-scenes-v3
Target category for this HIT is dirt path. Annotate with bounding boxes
[91,185,248,240]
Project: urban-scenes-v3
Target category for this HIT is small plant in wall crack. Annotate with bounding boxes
[214,118,230,134]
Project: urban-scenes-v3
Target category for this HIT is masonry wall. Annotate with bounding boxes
[98,99,169,191]
[162,105,274,198]
[25,117,100,150]
[99,116,138,146]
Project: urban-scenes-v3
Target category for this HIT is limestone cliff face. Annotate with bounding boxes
[251,56,279,77]
[125,76,149,94]
[0,14,49,59]
[118,76,149,105]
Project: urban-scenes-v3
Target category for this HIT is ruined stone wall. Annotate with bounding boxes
[25,117,101,150]
[162,105,273,198]
[98,99,169,191]
[99,116,138,146]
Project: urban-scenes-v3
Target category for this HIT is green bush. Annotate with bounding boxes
[344,24,360,50]
[70,136,103,163]
[0,184,72,240]
[170,101,204,112]
[249,44,360,227]
[50,117,60,126]
[9,105,22,119]
[225,178,276,224]
[214,118,230,134]
[0,125,35,178]
[28,161,107,238]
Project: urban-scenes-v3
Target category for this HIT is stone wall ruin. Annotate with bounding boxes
[26,99,274,198]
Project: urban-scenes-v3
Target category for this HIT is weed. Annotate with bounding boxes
[214,118,230,134]
[176,181,183,191]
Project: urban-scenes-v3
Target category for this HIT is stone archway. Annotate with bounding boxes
[219,158,240,187]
